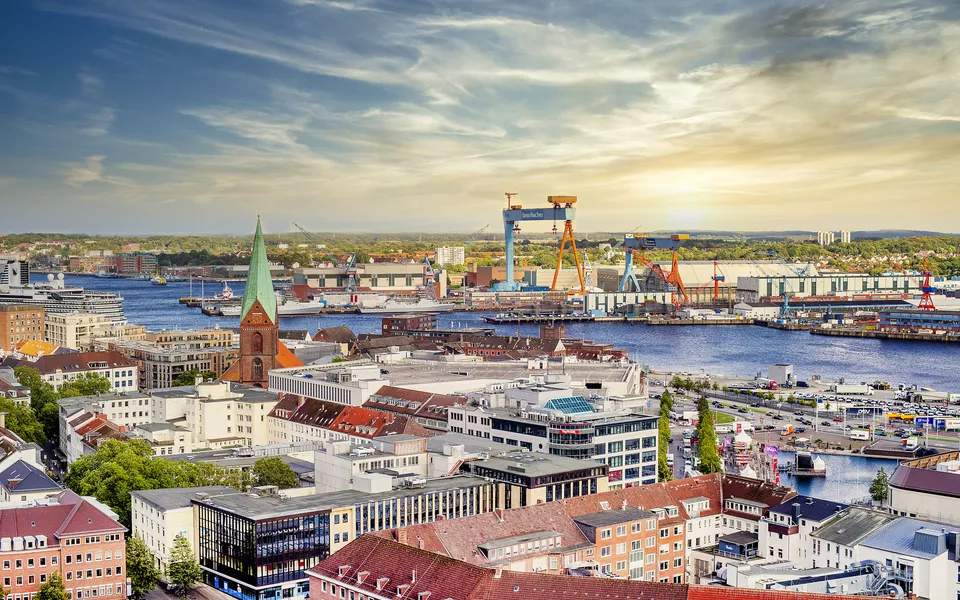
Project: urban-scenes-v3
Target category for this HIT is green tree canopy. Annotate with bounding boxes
[127,536,161,600]
[36,571,67,600]
[869,467,890,502]
[695,396,723,474]
[252,456,300,489]
[167,534,203,594]
[172,370,216,387]
[58,373,112,399]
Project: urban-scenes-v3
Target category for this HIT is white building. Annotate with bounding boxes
[268,363,386,407]
[44,312,127,351]
[185,381,279,448]
[435,246,465,266]
[132,422,193,456]
[817,231,835,246]
[737,273,916,302]
[732,302,780,320]
[768,364,794,386]
[840,230,852,243]
[810,507,898,570]
[313,436,428,494]
[131,486,235,570]
[28,350,138,392]
[759,495,847,566]
[886,452,960,525]
[447,383,659,489]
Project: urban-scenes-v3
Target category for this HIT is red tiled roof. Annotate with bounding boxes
[379,504,591,566]
[312,535,870,600]
[720,474,797,520]
[363,386,467,428]
[30,351,136,375]
[560,474,724,524]
[0,490,124,542]
[270,394,433,439]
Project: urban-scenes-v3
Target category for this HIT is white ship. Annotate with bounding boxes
[218,295,328,317]
[0,264,126,325]
[357,297,454,314]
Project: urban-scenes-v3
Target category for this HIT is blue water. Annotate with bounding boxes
[43,274,960,390]
[777,451,898,502]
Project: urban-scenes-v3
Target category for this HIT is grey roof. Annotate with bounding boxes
[194,475,489,520]
[720,531,759,545]
[477,531,563,551]
[811,507,899,547]
[131,486,236,511]
[424,432,514,456]
[859,516,960,559]
[573,507,655,528]
[0,460,60,493]
[136,422,188,432]
[465,451,605,478]
[171,452,314,476]
[768,495,848,524]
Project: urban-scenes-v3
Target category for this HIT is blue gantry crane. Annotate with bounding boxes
[496,194,584,292]
[617,233,689,294]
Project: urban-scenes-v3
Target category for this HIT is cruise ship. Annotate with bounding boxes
[0,260,126,324]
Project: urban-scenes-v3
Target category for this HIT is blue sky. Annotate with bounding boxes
[1,0,958,234]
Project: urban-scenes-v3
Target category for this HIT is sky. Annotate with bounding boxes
[0,0,958,235]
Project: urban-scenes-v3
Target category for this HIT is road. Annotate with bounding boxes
[145,584,234,600]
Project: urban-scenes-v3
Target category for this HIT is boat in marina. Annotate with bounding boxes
[218,295,328,317]
[780,451,828,477]
[0,263,126,324]
[151,266,167,286]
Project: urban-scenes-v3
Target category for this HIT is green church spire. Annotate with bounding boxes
[240,217,277,323]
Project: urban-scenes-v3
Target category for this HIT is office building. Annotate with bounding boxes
[130,486,235,571]
[314,436,429,495]
[886,450,960,524]
[114,252,157,275]
[294,263,432,295]
[434,246,465,266]
[0,306,44,353]
[268,363,387,407]
[101,339,238,390]
[0,490,126,600]
[0,260,30,287]
[737,273,920,302]
[879,310,960,333]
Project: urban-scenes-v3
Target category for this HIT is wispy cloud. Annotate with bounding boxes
[82,107,116,136]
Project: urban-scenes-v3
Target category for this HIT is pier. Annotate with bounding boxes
[810,327,959,343]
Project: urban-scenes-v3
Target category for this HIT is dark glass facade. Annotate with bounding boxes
[196,504,329,600]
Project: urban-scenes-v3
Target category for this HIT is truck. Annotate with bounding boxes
[903,437,921,450]
[849,429,870,441]
[833,384,874,395]
[781,424,794,436]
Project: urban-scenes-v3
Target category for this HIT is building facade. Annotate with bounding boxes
[434,246,465,266]
[26,351,138,392]
[0,490,126,600]
[44,312,124,351]
[0,306,44,353]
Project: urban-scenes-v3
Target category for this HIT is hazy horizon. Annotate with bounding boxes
[2,0,958,234]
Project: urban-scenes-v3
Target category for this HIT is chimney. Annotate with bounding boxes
[494,567,503,579]
[297,396,305,409]
[791,503,801,525]
[418,537,425,550]
[195,374,203,387]
[411,569,416,583]
[397,528,408,545]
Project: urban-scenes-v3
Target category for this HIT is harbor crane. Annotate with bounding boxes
[617,233,690,309]
[291,222,358,292]
[497,193,584,293]
[464,224,490,247]
[893,259,937,310]
[687,261,726,303]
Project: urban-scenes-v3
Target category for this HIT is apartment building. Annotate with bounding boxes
[23,351,138,392]
[759,495,847,566]
[268,363,386,407]
[99,338,238,390]
[130,486,235,571]
[434,246,465,266]
[185,381,279,448]
[0,306,44,353]
[0,460,61,505]
[0,490,126,600]
[44,312,126,351]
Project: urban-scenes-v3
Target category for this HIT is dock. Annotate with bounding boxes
[765,321,814,331]
[645,318,754,326]
[482,313,595,324]
[179,296,241,307]
[810,327,959,343]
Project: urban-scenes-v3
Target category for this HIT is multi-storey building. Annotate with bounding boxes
[268,394,432,446]
[447,390,658,489]
[809,507,898,570]
[21,350,138,392]
[758,495,847,566]
[737,273,918,302]
[114,252,157,275]
[99,338,238,390]
[268,363,386,407]
[294,263,432,296]
[0,306,44,353]
[363,386,467,432]
[0,460,61,505]
[130,486,235,571]
[44,312,125,351]
[185,381,279,448]
[0,490,126,600]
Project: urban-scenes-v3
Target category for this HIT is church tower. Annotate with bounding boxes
[236,217,279,387]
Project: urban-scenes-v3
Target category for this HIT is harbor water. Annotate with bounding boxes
[776,451,898,503]
[59,274,960,391]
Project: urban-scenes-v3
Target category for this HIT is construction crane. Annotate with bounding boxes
[498,193,584,293]
[422,255,438,300]
[464,224,490,247]
[291,221,322,245]
[687,261,726,303]
[582,251,595,290]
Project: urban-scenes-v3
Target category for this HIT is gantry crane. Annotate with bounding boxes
[618,234,690,310]
[687,261,726,303]
[497,193,584,293]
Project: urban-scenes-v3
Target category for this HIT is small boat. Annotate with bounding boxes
[94,270,119,279]
[151,266,167,286]
[215,282,234,300]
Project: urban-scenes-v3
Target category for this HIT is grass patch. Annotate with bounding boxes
[715,412,736,424]
[747,407,766,413]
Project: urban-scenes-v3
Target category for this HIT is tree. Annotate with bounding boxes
[127,537,161,600]
[695,396,723,474]
[36,571,67,600]
[657,391,674,481]
[167,535,202,595]
[58,373,112,398]
[869,467,890,503]
[172,370,217,387]
[0,397,45,444]
[252,456,300,489]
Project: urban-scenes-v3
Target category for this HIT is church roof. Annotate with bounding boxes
[240,218,278,324]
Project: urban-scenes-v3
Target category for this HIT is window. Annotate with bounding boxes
[659,561,669,571]
[645,536,655,548]
[252,358,264,381]
[673,558,682,568]
[616,543,626,555]
[659,528,668,538]
[616,525,626,537]
[601,546,611,557]
[616,560,626,571]
[600,529,612,540]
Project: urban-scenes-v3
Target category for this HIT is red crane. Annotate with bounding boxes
[687,261,726,305]
[918,258,937,311]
